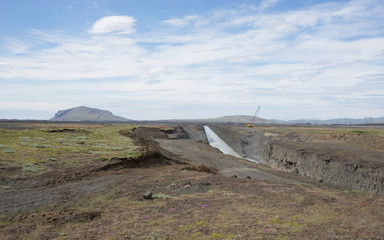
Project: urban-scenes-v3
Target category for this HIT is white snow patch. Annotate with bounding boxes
[204,126,261,163]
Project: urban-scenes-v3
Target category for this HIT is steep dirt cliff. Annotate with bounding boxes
[206,124,384,195]
[263,139,384,195]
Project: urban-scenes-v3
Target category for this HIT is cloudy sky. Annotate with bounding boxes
[0,0,383,120]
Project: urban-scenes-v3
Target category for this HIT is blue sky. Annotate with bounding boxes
[0,0,383,120]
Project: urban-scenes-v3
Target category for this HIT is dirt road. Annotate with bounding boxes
[156,138,301,183]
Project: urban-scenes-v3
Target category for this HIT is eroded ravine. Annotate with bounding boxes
[155,126,301,183]
[208,124,384,195]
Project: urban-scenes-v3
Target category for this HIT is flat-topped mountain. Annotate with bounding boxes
[50,106,130,122]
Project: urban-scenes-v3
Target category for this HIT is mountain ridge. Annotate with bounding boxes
[274,117,384,125]
[50,106,130,122]
[49,106,384,124]
[157,115,273,124]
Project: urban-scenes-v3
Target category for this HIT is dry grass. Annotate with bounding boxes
[256,125,384,138]
[0,124,140,176]
[2,166,383,239]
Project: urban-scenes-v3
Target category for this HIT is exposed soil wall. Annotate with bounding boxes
[262,140,384,195]
[119,126,189,166]
[181,125,208,143]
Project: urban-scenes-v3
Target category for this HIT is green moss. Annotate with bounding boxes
[0,124,140,170]
[21,163,43,173]
[148,232,168,240]
[153,193,171,200]
[3,149,16,154]
[223,192,239,197]
[349,130,371,135]
[18,137,30,141]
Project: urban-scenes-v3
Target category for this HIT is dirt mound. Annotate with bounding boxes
[93,126,192,172]
[119,126,189,166]
[98,155,171,171]
[121,125,190,141]
[125,126,170,140]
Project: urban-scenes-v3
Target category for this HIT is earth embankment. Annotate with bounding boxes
[152,125,300,183]
[263,138,384,195]
[205,124,384,195]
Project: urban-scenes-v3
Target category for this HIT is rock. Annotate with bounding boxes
[143,190,152,200]
[263,140,384,195]
[231,175,238,178]
[199,181,211,186]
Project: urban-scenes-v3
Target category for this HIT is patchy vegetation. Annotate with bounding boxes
[256,125,384,139]
[0,123,384,239]
[0,124,140,179]
[1,166,384,239]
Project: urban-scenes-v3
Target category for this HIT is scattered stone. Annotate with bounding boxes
[143,190,152,200]
[246,176,252,179]
[199,181,211,186]
[231,175,238,178]
[181,164,219,175]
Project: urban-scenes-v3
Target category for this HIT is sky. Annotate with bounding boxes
[0,0,383,120]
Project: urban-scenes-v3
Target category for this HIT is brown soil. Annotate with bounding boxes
[276,128,384,168]
[1,124,384,239]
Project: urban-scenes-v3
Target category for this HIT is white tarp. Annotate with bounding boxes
[204,126,242,158]
[204,126,261,163]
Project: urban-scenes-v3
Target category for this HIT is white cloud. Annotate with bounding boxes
[3,38,31,54]
[88,16,136,34]
[163,15,199,27]
[1,1,384,120]
[259,0,281,11]
[0,100,65,111]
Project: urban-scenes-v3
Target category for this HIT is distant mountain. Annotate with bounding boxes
[273,117,384,125]
[50,106,130,122]
[201,115,273,124]
[163,115,273,124]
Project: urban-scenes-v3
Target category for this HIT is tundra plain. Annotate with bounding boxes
[0,122,384,240]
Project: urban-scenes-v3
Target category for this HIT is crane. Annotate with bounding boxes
[247,106,261,128]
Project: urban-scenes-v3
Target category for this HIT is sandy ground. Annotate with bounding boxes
[155,139,301,183]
